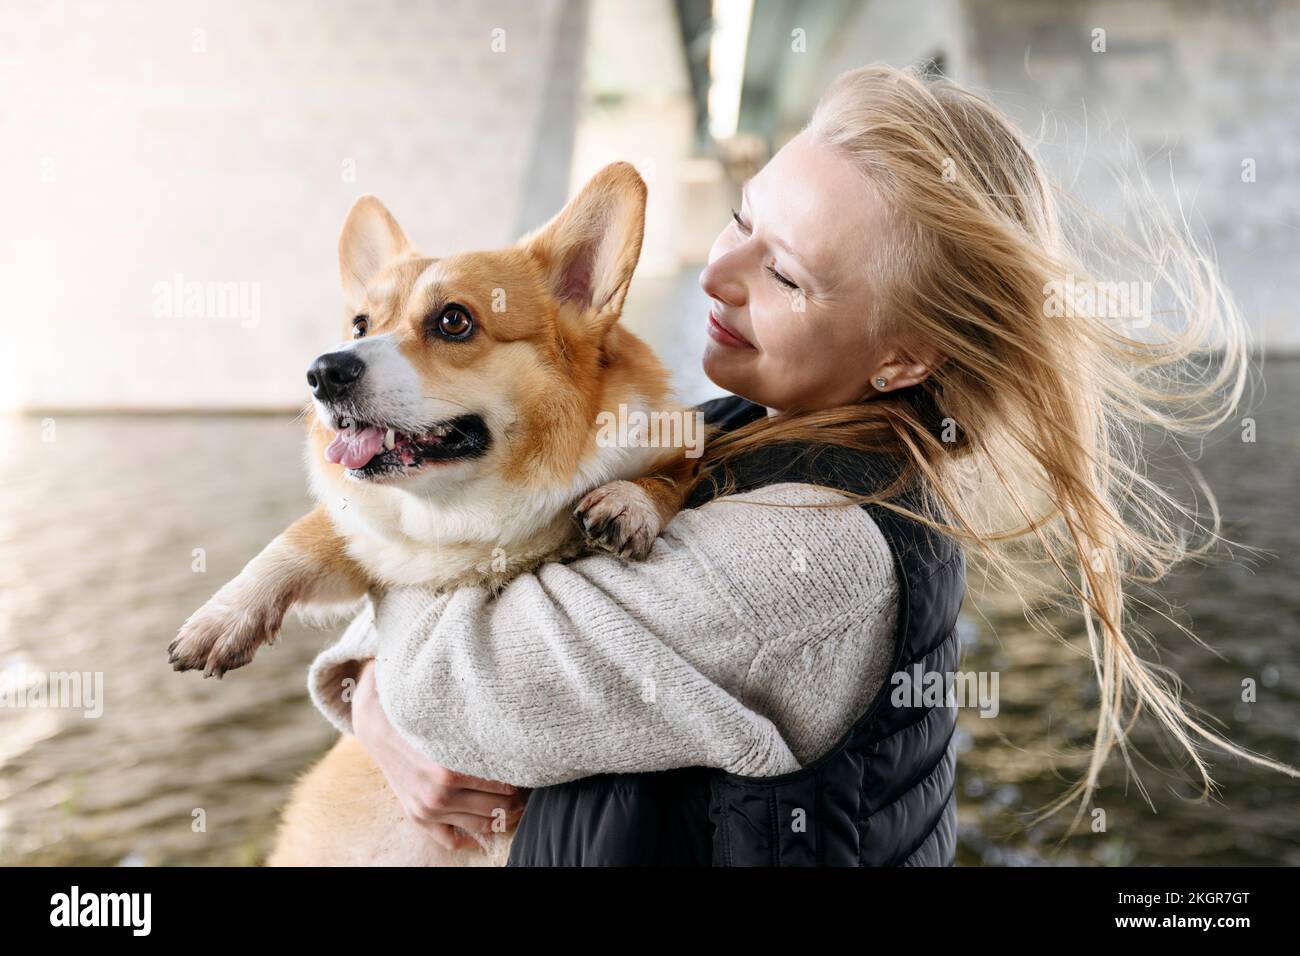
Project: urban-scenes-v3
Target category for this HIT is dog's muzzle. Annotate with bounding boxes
[307,351,365,403]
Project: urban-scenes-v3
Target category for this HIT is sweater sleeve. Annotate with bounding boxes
[307,482,900,788]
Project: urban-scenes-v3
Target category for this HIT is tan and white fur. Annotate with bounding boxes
[169,163,701,865]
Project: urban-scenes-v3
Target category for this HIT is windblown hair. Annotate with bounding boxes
[693,63,1297,828]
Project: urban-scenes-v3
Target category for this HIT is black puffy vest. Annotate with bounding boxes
[506,395,966,866]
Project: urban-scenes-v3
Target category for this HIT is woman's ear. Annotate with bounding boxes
[868,344,944,393]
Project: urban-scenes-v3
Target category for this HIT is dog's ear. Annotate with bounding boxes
[339,196,411,311]
[519,162,647,333]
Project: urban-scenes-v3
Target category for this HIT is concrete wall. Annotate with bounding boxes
[963,0,1300,351]
[572,0,696,276]
[0,0,588,410]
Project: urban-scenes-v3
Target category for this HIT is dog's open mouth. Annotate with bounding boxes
[324,413,491,477]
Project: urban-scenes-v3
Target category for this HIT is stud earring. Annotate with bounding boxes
[873,376,889,390]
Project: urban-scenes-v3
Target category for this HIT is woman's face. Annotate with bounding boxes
[699,130,927,412]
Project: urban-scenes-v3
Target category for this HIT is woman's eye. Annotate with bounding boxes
[435,305,474,340]
[767,265,799,291]
[352,314,369,338]
[730,208,798,290]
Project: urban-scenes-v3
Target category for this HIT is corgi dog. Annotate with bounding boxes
[168,162,701,865]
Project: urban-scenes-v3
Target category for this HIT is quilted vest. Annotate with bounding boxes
[506,394,966,866]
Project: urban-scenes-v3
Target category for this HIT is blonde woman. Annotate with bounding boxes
[306,64,1296,865]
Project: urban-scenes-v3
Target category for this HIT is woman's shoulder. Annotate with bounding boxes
[663,481,899,632]
[687,397,913,509]
[695,393,767,430]
[674,480,895,562]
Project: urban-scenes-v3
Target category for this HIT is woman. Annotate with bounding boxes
[308,64,1296,865]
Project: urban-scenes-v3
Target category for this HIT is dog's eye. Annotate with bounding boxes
[352,314,369,339]
[434,305,474,340]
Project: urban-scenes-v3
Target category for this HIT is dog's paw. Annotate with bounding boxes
[168,579,283,678]
[574,480,662,560]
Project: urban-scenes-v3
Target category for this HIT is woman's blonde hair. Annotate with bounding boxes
[695,63,1297,829]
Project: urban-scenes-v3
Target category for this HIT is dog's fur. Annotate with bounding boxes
[169,163,700,865]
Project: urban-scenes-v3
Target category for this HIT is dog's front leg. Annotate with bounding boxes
[575,447,702,560]
[168,505,368,678]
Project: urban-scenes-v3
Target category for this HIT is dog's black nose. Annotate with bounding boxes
[307,351,365,402]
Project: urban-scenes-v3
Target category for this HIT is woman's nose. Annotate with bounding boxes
[699,250,746,308]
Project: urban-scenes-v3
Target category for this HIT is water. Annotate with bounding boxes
[1,362,1297,866]
[953,359,1300,866]
[0,414,332,865]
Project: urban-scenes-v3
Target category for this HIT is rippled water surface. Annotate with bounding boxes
[1,362,1297,865]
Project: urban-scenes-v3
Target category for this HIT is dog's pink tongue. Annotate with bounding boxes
[325,426,386,468]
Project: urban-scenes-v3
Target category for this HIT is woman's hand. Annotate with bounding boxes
[351,658,528,851]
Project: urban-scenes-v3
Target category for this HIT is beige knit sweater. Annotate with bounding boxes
[307,482,900,788]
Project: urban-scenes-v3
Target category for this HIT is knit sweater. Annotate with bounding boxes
[307,481,900,788]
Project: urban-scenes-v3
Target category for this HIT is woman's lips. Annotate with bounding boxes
[707,310,755,350]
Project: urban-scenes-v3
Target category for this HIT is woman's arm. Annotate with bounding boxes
[350,658,528,851]
[309,482,900,788]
